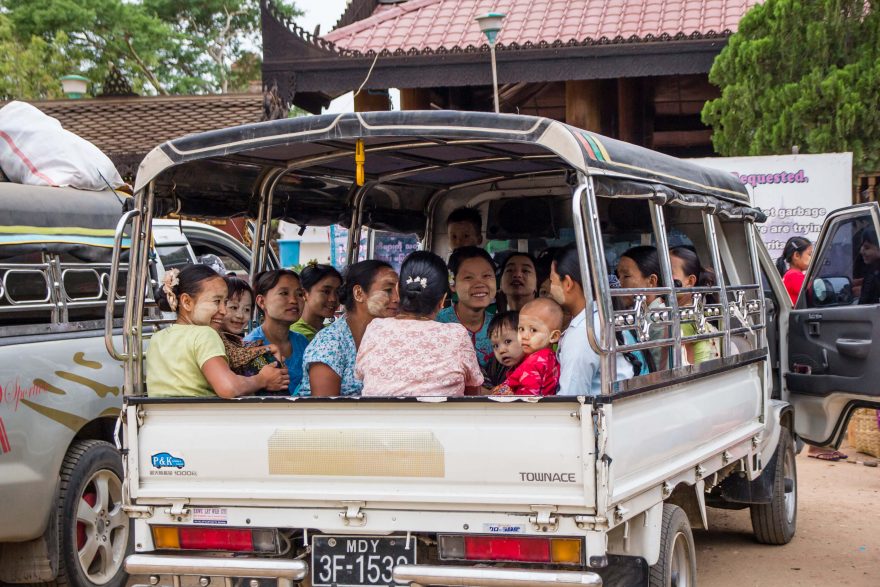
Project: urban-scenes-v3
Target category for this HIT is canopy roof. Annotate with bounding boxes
[136,111,755,230]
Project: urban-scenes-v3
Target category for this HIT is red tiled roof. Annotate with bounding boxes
[324,0,759,53]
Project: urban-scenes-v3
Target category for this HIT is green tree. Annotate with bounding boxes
[0,0,301,96]
[702,0,880,177]
[0,14,78,100]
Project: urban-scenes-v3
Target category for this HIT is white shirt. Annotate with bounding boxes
[557,309,634,396]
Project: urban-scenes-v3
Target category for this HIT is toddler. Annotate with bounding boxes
[493,298,563,396]
[486,311,524,387]
[213,275,281,377]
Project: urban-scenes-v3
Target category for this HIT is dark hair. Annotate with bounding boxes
[535,247,560,288]
[252,269,300,299]
[398,251,449,316]
[669,246,716,288]
[553,243,583,288]
[488,311,519,339]
[300,263,343,292]
[338,260,393,311]
[224,275,253,301]
[448,245,496,278]
[156,264,223,312]
[862,228,879,247]
[501,252,537,274]
[620,245,663,285]
[446,206,482,234]
[775,236,811,276]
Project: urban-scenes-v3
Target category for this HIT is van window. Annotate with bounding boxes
[802,214,875,307]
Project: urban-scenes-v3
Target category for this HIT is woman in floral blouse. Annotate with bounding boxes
[301,260,400,397]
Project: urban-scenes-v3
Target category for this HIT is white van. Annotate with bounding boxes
[114,111,879,587]
[0,183,259,587]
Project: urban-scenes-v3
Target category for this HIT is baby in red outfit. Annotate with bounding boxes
[493,298,563,396]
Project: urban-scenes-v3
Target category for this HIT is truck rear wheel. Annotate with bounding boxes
[649,504,696,587]
[750,430,797,545]
[53,440,131,587]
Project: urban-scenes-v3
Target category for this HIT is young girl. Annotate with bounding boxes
[146,264,288,398]
[436,246,497,370]
[775,236,812,304]
[302,260,400,397]
[498,252,537,311]
[245,270,309,395]
[291,263,343,341]
[212,275,280,377]
[669,246,721,365]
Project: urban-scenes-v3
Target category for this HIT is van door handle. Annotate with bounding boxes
[836,338,871,359]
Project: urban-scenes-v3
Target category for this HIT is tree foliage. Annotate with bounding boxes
[0,0,301,98]
[0,14,77,100]
[702,0,880,176]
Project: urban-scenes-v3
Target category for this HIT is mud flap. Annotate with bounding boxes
[717,446,779,505]
[594,554,649,587]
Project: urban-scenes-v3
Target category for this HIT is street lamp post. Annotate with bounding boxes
[475,12,505,114]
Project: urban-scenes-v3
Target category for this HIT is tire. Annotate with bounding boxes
[750,430,797,545]
[649,504,696,587]
[52,440,131,587]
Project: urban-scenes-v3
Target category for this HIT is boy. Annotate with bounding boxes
[446,206,483,250]
[493,298,563,396]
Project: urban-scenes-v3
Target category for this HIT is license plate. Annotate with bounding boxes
[311,535,415,587]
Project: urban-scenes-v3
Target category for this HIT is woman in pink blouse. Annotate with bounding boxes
[356,251,483,397]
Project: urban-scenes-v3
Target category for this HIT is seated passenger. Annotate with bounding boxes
[486,311,523,388]
[291,262,342,342]
[301,260,400,397]
[437,246,497,370]
[669,246,721,365]
[245,270,309,395]
[213,275,282,376]
[493,298,562,396]
[498,252,537,312]
[146,264,288,398]
[356,251,483,397]
[551,244,634,395]
[446,206,483,250]
[617,246,666,370]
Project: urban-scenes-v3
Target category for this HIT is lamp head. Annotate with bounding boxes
[475,12,505,45]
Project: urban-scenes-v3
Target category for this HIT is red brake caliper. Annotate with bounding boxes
[77,486,97,551]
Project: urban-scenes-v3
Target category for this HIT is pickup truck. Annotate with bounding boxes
[115,111,880,587]
[0,182,260,587]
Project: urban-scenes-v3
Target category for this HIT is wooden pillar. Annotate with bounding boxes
[565,79,604,132]
[354,90,391,112]
[400,88,432,111]
[617,77,643,145]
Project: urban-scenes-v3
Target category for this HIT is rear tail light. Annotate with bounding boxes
[151,526,278,553]
[439,535,582,565]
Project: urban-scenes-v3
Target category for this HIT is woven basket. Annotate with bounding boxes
[849,408,880,458]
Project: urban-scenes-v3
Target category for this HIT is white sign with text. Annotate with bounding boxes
[690,153,853,254]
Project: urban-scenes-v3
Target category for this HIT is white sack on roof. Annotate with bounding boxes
[0,101,125,191]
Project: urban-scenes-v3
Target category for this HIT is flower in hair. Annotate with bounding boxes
[406,275,428,288]
[161,268,180,312]
[307,259,319,268]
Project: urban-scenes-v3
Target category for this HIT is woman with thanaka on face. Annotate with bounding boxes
[245,270,309,395]
[446,206,483,250]
[775,236,813,304]
[301,260,400,397]
[356,251,483,397]
[617,245,667,370]
[210,275,283,376]
[492,298,563,396]
[498,252,538,312]
[291,263,343,341]
[146,265,289,398]
[669,246,721,365]
[436,246,498,370]
[550,243,634,396]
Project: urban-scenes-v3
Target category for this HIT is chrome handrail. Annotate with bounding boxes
[105,208,139,362]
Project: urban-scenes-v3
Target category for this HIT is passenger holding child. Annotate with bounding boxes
[245,270,309,394]
[437,246,497,370]
[357,251,483,397]
[146,264,289,398]
[446,206,483,250]
[291,263,342,341]
[302,260,400,397]
[493,298,563,396]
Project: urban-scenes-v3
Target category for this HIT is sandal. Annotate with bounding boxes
[808,452,841,461]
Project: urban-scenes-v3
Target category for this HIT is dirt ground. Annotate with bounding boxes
[696,442,879,586]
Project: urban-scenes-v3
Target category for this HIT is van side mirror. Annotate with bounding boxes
[809,276,853,306]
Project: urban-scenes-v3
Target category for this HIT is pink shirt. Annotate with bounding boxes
[356,318,483,397]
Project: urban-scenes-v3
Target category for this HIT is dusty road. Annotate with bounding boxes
[696,443,879,586]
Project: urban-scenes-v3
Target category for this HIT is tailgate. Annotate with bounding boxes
[126,397,596,511]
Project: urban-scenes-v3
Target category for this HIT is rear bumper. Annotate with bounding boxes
[125,554,307,587]
[392,564,603,586]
